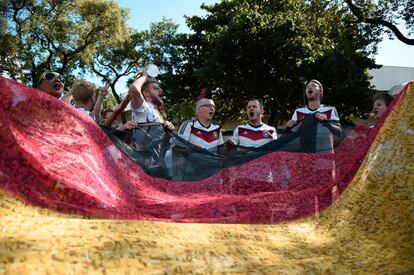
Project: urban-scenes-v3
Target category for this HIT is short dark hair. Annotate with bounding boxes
[373,92,394,107]
[247,98,263,109]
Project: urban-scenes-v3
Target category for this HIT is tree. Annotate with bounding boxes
[0,0,129,86]
[85,31,145,104]
[173,0,378,125]
[342,0,414,45]
[86,18,184,104]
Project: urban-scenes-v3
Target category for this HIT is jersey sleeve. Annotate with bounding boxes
[331,107,340,121]
[291,110,298,121]
[177,119,193,141]
[270,126,278,140]
[230,127,240,145]
[218,130,224,146]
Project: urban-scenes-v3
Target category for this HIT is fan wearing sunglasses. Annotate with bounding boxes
[37,71,65,99]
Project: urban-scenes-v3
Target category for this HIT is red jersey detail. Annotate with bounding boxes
[297,109,332,121]
[296,111,308,121]
[238,128,275,141]
[191,128,220,143]
[324,109,332,120]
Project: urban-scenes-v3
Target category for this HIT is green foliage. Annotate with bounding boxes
[1,0,383,126]
[87,18,183,104]
[164,100,196,126]
[101,91,118,112]
[0,0,129,86]
[163,0,379,125]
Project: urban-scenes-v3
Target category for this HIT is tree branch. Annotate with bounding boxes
[344,0,414,45]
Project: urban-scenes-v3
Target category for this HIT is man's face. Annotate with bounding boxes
[144,82,163,106]
[373,99,387,119]
[246,100,263,122]
[197,99,216,121]
[305,81,322,101]
[38,72,64,98]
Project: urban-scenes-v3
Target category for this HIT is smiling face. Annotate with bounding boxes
[305,80,323,101]
[373,99,387,119]
[246,99,263,125]
[196,98,216,124]
[38,72,65,98]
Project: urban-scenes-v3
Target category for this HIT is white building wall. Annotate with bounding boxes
[369,66,414,91]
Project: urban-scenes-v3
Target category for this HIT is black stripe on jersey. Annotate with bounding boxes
[179,119,194,135]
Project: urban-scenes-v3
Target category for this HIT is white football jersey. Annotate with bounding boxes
[291,105,339,122]
[131,101,164,124]
[291,105,340,153]
[231,123,277,147]
[178,119,224,150]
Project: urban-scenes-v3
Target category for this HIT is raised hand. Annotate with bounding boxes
[99,82,110,97]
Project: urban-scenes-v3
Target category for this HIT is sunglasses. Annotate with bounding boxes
[40,72,64,83]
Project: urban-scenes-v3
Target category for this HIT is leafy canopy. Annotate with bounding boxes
[0,0,129,85]
[165,0,378,125]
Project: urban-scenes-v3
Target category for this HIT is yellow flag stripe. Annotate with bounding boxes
[0,83,413,273]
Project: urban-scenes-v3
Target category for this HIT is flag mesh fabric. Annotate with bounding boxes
[0,78,413,273]
[0,76,407,224]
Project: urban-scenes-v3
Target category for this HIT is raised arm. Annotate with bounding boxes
[130,74,147,109]
[92,82,109,122]
[61,90,73,104]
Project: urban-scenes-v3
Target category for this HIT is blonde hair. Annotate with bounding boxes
[71,80,96,104]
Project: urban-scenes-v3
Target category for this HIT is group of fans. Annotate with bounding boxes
[36,69,394,153]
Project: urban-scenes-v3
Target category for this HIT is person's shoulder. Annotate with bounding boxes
[142,101,155,110]
[180,118,195,127]
[77,107,89,115]
[210,122,221,130]
[178,118,195,133]
[294,106,308,113]
[131,100,150,112]
[262,123,276,130]
[320,105,340,120]
[320,104,337,110]
[236,123,249,129]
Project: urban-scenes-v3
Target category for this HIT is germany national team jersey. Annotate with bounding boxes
[291,105,339,122]
[178,120,224,150]
[131,101,164,124]
[291,105,340,153]
[231,123,277,147]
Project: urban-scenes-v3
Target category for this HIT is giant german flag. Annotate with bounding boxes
[0,77,413,273]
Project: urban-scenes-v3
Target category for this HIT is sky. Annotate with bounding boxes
[115,0,413,67]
